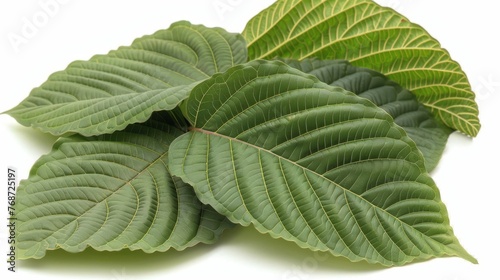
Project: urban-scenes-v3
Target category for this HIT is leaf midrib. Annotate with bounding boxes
[252,1,423,59]
[189,127,446,257]
[20,141,170,255]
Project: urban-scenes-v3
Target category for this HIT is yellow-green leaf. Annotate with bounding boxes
[243,0,480,136]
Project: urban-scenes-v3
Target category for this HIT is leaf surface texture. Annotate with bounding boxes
[282,58,451,171]
[8,21,247,136]
[243,0,480,136]
[169,60,476,266]
[16,121,232,259]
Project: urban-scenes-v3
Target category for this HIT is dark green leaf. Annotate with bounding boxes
[169,60,476,266]
[16,121,233,259]
[281,58,452,171]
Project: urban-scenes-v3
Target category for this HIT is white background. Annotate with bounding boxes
[1,1,499,279]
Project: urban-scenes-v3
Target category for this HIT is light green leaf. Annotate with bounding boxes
[243,0,480,137]
[16,121,233,259]
[7,21,247,136]
[281,58,452,171]
[169,60,476,266]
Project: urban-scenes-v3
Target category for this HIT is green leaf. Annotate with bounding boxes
[281,58,452,171]
[169,60,476,266]
[242,0,480,137]
[16,121,233,259]
[7,85,195,137]
[7,21,247,136]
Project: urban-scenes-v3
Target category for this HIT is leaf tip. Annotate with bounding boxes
[458,249,479,265]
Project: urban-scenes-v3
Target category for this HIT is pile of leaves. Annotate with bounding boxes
[7,0,479,266]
